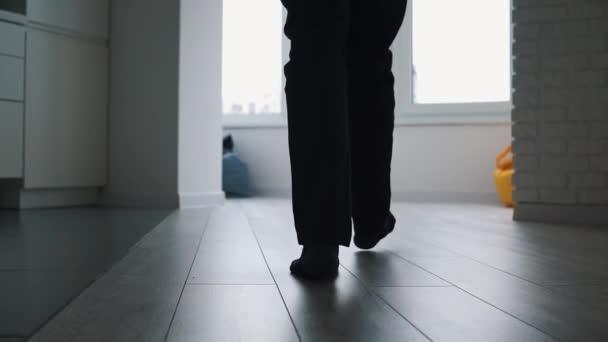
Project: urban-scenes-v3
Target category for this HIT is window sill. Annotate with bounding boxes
[223,111,511,129]
[395,111,511,126]
[223,114,286,129]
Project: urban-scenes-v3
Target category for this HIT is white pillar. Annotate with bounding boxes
[105,0,180,208]
[178,0,225,208]
[105,0,224,208]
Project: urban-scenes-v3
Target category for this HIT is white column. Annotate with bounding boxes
[104,0,180,208]
[178,0,225,208]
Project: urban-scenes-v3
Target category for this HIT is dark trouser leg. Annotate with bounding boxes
[283,0,352,246]
[348,0,407,237]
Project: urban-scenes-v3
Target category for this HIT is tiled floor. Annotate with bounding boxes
[0,208,170,341]
[27,199,608,341]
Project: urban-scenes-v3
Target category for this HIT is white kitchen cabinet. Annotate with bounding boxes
[24,29,108,189]
[0,101,23,178]
[0,55,24,101]
[0,1,109,208]
[27,0,109,38]
[0,20,25,57]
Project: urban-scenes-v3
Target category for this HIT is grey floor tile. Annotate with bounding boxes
[551,285,608,312]
[250,223,430,341]
[30,273,184,342]
[390,203,608,286]
[188,205,273,285]
[20,199,608,341]
[28,208,210,342]
[134,209,211,249]
[376,286,556,342]
[406,256,608,341]
[340,249,450,287]
[0,270,98,336]
[114,208,210,282]
[166,285,299,342]
[188,245,274,285]
[272,268,430,342]
[111,240,199,281]
[0,208,169,271]
[378,236,459,258]
[402,231,608,286]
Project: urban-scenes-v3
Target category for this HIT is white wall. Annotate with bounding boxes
[104,0,224,209]
[226,123,512,202]
[178,0,225,208]
[103,0,180,208]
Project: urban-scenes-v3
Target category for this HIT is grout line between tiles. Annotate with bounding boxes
[387,250,561,341]
[340,265,435,342]
[184,283,277,286]
[162,210,212,342]
[242,203,303,342]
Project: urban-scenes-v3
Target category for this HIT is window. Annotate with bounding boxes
[222,0,283,115]
[222,0,511,125]
[412,0,511,104]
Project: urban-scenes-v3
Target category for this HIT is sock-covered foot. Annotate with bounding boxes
[354,212,396,250]
[290,244,339,280]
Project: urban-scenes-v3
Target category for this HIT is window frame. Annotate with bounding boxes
[223,0,512,129]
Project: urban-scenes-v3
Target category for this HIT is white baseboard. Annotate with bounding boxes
[250,186,500,205]
[179,191,226,209]
[101,190,180,209]
[515,203,608,226]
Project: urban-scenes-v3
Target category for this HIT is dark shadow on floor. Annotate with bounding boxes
[0,207,171,341]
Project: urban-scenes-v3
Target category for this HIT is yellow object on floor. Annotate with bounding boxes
[494,146,514,207]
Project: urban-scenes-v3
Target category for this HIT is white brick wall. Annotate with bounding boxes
[512,0,608,221]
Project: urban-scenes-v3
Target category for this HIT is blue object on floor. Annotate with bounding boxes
[222,135,251,197]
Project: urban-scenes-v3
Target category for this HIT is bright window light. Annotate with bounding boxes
[222,0,283,114]
[412,0,511,104]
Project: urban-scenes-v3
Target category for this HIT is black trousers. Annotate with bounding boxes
[283,0,407,247]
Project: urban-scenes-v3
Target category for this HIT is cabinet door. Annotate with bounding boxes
[0,101,23,178]
[27,0,109,38]
[24,29,108,189]
[0,55,24,101]
[0,21,25,57]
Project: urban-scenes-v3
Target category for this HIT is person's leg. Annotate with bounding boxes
[282,0,351,279]
[283,0,352,247]
[347,0,407,249]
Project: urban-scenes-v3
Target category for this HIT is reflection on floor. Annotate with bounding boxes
[24,199,608,341]
[0,208,170,342]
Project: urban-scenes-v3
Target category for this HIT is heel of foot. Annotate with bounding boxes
[354,212,396,250]
[290,258,339,280]
[289,244,339,281]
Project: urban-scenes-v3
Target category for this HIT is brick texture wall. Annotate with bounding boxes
[511,0,608,224]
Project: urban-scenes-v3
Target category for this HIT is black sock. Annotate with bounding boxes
[354,212,396,250]
[290,244,339,280]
